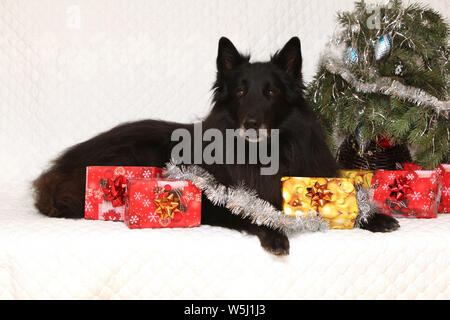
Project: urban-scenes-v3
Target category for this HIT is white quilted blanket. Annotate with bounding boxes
[1,0,449,299]
[1,194,450,299]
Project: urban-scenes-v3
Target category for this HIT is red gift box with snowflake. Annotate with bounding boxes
[124,179,201,229]
[401,162,424,171]
[84,166,165,221]
[436,164,450,214]
[371,170,441,218]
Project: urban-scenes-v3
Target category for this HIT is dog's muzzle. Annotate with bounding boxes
[238,125,270,143]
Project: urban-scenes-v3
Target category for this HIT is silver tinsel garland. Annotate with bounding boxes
[164,161,378,234]
[320,43,450,116]
[354,185,379,227]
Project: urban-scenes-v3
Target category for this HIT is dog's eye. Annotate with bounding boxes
[267,89,276,97]
[236,89,245,98]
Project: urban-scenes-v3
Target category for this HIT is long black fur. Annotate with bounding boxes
[33,37,399,256]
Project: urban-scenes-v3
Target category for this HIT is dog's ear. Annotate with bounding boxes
[272,37,302,78]
[217,37,246,72]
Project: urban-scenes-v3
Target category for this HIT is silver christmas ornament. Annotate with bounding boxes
[374,34,393,61]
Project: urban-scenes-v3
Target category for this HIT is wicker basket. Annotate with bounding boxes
[336,135,412,171]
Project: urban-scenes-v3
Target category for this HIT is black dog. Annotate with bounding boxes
[33,37,399,255]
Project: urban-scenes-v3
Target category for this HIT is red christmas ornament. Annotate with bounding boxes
[377,135,396,149]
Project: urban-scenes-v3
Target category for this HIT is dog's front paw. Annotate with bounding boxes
[360,213,400,233]
[259,231,290,256]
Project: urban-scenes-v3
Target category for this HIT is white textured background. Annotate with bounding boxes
[0,0,449,300]
[1,0,448,198]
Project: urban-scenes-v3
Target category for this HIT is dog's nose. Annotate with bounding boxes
[243,118,260,130]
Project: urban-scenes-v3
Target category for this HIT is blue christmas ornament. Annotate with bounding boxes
[374,34,393,61]
[345,46,359,65]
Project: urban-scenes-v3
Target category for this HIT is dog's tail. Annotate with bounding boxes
[33,167,85,218]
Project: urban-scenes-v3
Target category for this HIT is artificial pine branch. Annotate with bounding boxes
[306,0,449,168]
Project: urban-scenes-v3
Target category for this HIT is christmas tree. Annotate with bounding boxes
[307,0,449,169]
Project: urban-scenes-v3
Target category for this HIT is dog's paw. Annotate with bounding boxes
[259,231,290,256]
[359,213,400,233]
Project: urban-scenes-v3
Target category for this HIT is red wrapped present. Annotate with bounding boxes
[402,163,424,171]
[437,164,450,214]
[125,179,201,229]
[84,166,165,221]
[371,170,441,218]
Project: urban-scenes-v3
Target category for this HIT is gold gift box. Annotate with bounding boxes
[281,177,359,230]
[338,170,374,189]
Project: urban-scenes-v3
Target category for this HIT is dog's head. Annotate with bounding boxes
[212,37,305,141]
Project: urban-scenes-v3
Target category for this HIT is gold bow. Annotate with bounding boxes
[305,182,333,211]
[154,194,181,220]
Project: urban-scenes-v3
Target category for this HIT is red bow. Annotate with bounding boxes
[101,175,128,207]
[389,176,412,201]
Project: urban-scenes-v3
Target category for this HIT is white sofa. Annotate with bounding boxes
[1,0,449,299]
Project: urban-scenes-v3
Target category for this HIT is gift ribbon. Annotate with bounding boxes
[305,182,333,211]
[154,193,181,221]
[101,175,128,207]
[389,176,412,201]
